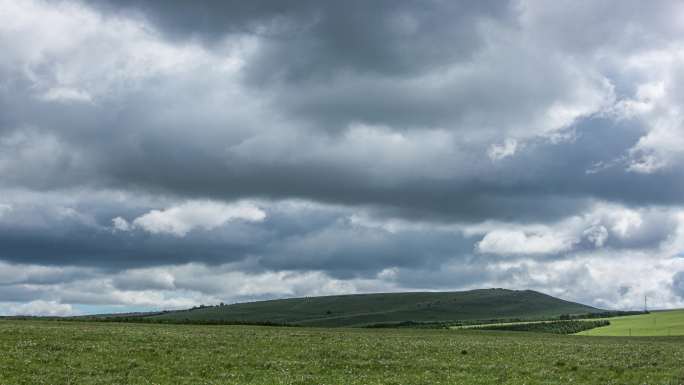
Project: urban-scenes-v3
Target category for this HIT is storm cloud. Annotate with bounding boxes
[1,0,684,315]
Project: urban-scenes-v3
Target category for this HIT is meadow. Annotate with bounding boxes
[578,309,684,337]
[1,319,683,385]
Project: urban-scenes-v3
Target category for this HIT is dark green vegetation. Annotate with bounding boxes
[144,289,599,327]
[475,320,610,334]
[2,320,684,385]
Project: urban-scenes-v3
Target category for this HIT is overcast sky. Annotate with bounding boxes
[2,0,684,316]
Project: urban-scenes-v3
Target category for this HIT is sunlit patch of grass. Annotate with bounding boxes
[577,309,684,337]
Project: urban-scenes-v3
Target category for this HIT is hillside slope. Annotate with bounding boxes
[148,289,600,327]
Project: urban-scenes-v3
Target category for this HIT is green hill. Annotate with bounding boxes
[147,289,600,327]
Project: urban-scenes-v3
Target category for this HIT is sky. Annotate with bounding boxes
[1,0,684,316]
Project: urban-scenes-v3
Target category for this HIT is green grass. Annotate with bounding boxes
[1,320,684,385]
[578,309,684,336]
[148,288,599,327]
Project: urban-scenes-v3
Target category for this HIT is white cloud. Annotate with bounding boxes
[228,123,464,181]
[0,0,244,103]
[583,225,609,247]
[609,210,643,238]
[661,211,684,258]
[111,216,131,232]
[606,48,684,173]
[476,229,576,255]
[112,269,176,291]
[4,300,76,317]
[130,200,266,236]
[487,138,518,161]
[470,202,669,255]
[538,73,615,140]
[0,260,398,312]
[482,251,684,310]
[588,204,644,239]
[40,87,93,103]
[0,203,11,217]
[611,81,664,119]
[1,247,683,314]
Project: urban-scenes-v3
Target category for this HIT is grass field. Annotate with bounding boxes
[2,320,684,385]
[578,309,684,337]
[147,289,599,327]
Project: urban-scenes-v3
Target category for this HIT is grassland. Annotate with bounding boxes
[2,319,684,385]
[578,309,684,336]
[147,288,599,327]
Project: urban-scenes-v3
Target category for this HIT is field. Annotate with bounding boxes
[2,320,684,385]
[578,309,684,337]
[146,289,599,327]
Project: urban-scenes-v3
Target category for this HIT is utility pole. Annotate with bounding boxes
[644,295,647,313]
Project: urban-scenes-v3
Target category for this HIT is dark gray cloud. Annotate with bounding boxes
[2,0,684,312]
[0,199,476,276]
[87,0,512,79]
[2,0,682,223]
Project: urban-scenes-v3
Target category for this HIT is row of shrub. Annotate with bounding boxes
[362,314,623,329]
[473,320,610,334]
[364,320,452,329]
[0,315,296,327]
[559,311,646,320]
[91,317,297,327]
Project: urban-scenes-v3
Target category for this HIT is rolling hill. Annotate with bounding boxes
[146,288,600,327]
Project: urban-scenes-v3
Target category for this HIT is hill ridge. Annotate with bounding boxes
[148,288,600,327]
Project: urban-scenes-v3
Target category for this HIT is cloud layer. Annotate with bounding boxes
[1,0,684,314]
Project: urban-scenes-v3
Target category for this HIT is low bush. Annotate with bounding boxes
[474,320,610,334]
